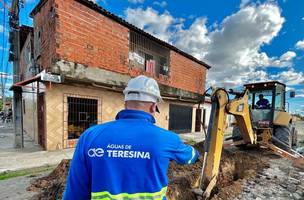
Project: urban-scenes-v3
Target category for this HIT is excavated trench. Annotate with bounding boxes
[27,142,270,200]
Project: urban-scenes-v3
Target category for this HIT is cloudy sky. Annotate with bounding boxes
[0,0,303,114]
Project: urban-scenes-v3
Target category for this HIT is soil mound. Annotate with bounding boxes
[28,143,269,200]
[27,159,70,200]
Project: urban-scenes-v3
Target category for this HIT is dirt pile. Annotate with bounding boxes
[28,143,270,200]
[167,143,269,200]
[27,159,70,200]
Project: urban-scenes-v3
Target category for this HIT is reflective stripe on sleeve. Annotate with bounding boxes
[187,147,196,164]
[91,186,167,200]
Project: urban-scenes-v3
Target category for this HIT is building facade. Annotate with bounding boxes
[17,0,210,150]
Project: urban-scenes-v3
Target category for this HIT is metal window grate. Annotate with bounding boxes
[66,97,98,140]
[129,31,170,77]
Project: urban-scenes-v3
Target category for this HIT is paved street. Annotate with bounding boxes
[0,122,73,173]
[0,172,46,200]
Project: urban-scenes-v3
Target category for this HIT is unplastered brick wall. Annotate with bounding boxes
[33,0,207,94]
[32,0,57,71]
[55,0,129,74]
[170,52,206,94]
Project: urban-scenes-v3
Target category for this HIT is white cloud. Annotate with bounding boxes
[279,51,296,61]
[286,86,295,91]
[195,3,286,85]
[295,40,304,50]
[174,18,210,59]
[240,0,251,8]
[153,1,167,8]
[270,51,297,68]
[271,69,304,85]
[125,3,299,87]
[125,7,175,42]
[296,94,304,98]
[128,0,144,4]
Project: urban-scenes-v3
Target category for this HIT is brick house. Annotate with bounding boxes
[15,0,210,150]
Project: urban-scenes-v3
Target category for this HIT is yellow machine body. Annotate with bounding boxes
[273,111,292,126]
[197,86,303,199]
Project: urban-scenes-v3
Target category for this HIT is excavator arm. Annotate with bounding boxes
[195,88,256,199]
[226,89,256,144]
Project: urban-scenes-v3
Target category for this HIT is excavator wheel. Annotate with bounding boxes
[273,125,297,149]
[232,127,247,148]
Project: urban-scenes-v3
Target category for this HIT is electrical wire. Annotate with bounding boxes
[1,0,13,99]
[1,0,6,73]
[3,0,11,89]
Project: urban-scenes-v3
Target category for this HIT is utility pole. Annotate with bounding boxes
[0,73,5,109]
[9,0,23,148]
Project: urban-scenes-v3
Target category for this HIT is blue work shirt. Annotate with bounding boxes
[63,109,199,200]
[256,99,270,109]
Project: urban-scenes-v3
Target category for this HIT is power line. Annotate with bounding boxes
[1,0,12,98]
[1,0,6,72]
[0,0,11,12]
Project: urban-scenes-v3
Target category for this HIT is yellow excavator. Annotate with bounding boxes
[194,81,304,199]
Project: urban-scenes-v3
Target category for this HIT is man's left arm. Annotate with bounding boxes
[63,134,91,200]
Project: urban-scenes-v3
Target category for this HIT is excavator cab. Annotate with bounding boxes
[243,81,297,147]
[245,81,286,128]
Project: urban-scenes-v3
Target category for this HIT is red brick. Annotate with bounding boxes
[32,0,207,94]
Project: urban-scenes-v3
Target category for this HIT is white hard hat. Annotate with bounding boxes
[123,75,163,103]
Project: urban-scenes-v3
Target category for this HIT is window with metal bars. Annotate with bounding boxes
[129,31,170,77]
[67,97,98,139]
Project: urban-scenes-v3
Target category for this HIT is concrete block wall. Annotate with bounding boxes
[20,33,34,81]
[44,84,170,150]
[32,0,207,95]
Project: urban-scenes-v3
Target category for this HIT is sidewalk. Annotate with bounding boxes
[179,127,233,143]
[0,122,74,173]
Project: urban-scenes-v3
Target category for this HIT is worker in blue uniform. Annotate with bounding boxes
[256,94,270,109]
[63,75,199,200]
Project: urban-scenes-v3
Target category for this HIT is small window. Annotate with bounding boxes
[67,97,98,139]
[34,27,42,59]
[275,85,285,111]
[129,31,170,77]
